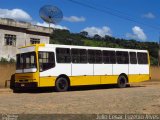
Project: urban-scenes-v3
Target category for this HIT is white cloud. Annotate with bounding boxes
[63,16,85,22]
[0,8,69,30]
[126,26,147,41]
[0,8,32,21]
[82,26,112,37]
[36,22,68,30]
[142,12,155,19]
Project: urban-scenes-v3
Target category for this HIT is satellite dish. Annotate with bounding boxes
[39,5,63,24]
[39,5,63,43]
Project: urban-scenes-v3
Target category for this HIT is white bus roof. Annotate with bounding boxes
[19,44,148,53]
[44,44,148,52]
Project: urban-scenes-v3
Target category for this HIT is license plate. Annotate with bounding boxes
[21,84,25,87]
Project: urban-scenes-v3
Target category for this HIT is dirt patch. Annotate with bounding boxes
[0,81,160,114]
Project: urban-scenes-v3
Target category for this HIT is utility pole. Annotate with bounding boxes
[158,34,160,67]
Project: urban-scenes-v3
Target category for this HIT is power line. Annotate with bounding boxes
[67,0,160,31]
[85,0,137,19]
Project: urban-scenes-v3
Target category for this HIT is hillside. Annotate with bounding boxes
[50,29,159,65]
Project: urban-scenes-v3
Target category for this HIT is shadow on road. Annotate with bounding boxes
[13,84,146,94]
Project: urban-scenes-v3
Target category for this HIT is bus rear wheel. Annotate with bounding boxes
[117,75,127,88]
[55,77,69,92]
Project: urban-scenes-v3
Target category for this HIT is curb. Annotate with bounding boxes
[0,88,12,93]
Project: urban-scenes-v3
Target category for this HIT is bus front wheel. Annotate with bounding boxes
[55,77,69,92]
[117,75,127,88]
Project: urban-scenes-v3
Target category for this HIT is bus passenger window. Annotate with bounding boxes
[129,52,137,64]
[88,50,102,64]
[71,49,80,63]
[137,52,148,64]
[56,48,71,63]
[39,52,55,72]
[116,51,129,64]
[95,50,102,63]
[88,50,95,63]
[80,49,87,63]
[103,50,116,64]
[71,49,87,63]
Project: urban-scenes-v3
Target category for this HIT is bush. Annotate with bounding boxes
[0,57,16,64]
[150,56,158,66]
[0,57,8,63]
[9,58,16,63]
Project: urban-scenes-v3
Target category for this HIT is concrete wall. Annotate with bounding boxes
[0,29,26,59]
[0,29,50,60]
[26,34,49,45]
[151,66,160,80]
[0,18,51,60]
[0,64,15,88]
[0,18,51,34]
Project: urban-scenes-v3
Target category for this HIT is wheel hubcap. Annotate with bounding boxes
[120,77,126,86]
[58,80,67,89]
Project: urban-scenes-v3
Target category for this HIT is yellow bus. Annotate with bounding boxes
[13,44,150,92]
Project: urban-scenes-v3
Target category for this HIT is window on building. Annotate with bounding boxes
[103,50,116,64]
[4,34,16,46]
[137,52,148,64]
[71,49,87,63]
[56,48,71,63]
[30,38,40,44]
[116,51,129,64]
[88,50,102,64]
[129,52,137,64]
[39,52,55,72]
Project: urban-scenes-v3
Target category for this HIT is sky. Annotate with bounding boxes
[0,0,160,42]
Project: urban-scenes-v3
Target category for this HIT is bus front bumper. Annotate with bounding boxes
[15,82,38,89]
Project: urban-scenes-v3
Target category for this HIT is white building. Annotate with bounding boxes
[0,18,52,60]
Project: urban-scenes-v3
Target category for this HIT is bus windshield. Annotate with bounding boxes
[16,52,37,70]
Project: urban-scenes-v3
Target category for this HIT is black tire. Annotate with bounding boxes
[126,84,131,87]
[13,88,21,93]
[117,75,127,88]
[55,77,69,92]
[10,74,15,89]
